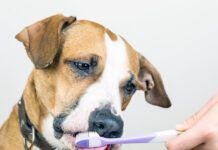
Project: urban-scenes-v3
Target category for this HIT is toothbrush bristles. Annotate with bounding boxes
[88,132,100,137]
[75,132,101,148]
[76,132,99,140]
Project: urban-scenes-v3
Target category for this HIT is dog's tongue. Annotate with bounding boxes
[78,146,107,150]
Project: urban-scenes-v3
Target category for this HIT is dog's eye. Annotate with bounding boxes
[74,61,90,71]
[67,60,93,76]
[125,82,136,95]
[66,57,98,76]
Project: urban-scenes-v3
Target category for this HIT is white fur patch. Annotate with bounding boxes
[62,33,129,133]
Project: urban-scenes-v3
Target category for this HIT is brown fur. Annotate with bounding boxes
[0,105,23,150]
[106,29,118,41]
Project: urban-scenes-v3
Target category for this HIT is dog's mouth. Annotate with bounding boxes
[63,131,114,150]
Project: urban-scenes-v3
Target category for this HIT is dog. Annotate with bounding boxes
[0,14,171,150]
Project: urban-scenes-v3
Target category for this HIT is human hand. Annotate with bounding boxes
[166,93,218,150]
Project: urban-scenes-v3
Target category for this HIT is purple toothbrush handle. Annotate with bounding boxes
[104,134,156,145]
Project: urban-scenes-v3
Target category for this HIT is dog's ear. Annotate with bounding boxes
[15,14,76,69]
[138,53,171,108]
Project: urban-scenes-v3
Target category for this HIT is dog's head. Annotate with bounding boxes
[16,14,171,150]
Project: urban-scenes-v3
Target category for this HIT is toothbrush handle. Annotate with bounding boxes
[105,130,180,145]
[150,130,181,143]
[106,134,156,145]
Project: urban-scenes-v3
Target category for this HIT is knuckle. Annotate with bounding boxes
[192,113,200,121]
[186,113,199,125]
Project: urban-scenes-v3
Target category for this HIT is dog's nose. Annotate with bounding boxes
[88,106,123,138]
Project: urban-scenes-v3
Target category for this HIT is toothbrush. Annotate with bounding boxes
[75,130,182,148]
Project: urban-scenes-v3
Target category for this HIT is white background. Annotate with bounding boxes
[0,0,218,149]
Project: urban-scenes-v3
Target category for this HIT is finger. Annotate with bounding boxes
[167,126,205,150]
[177,94,218,131]
[192,141,218,150]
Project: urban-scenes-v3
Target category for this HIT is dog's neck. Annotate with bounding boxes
[22,71,49,133]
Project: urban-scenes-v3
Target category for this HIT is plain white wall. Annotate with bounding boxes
[0,0,218,149]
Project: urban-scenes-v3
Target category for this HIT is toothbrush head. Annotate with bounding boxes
[75,132,107,148]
